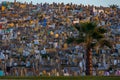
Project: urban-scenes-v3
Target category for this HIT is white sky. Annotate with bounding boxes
[0,0,120,7]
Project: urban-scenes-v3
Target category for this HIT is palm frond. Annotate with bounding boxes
[96,27,107,34]
[74,23,81,31]
[99,39,112,48]
[90,42,97,48]
[75,38,85,44]
[91,31,104,40]
[80,22,97,33]
[66,37,75,44]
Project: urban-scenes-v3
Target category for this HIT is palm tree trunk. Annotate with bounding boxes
[86,47,93,75]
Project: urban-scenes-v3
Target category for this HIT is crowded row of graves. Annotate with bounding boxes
[0,1,120,76]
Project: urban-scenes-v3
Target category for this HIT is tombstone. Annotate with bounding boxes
[0,69,4,76]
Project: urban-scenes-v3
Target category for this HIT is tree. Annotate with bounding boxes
[109,4,119,9]
[66,22,112,75]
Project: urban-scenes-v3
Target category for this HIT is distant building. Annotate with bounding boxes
[14,0,16,3]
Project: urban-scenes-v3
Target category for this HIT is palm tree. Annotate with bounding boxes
[66,22,112,75]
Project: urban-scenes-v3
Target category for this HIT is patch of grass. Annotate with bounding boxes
[0,76,120,80]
